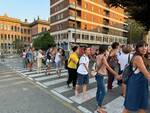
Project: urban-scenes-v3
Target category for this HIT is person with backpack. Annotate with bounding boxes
[46,48,53,75]
[117,45,132,97]
[107,42,120,91]
[123,41,150,113]
[75,47,91,99]
[67,46,80,89]
[95,45,121,113]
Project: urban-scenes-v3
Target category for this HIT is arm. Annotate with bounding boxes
[134,56,150,81]
[102,56,121,79]
[70,58,77,64]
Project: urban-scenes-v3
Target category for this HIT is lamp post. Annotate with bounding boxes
[74,0,77,43]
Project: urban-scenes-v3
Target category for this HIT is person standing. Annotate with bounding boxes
[107,42,120,91]
[55,48,62,77]
[22,49,27,68]
[95,45,121,113]
[26,48,33,71]
[37,49,44,73]
[117,45,132,97]
[123,41,150,113]
[67,46,79,89]
[46,48,53,75]
[75,47,91,99]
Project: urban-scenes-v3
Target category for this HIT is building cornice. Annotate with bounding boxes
[0,16,21,23]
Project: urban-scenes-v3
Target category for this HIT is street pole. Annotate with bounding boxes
[75,0,77,43]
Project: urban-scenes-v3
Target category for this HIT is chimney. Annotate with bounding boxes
[25,19,28,23]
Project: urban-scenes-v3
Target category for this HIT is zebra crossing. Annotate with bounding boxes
[7,65,124,113]
[2,61,150,113]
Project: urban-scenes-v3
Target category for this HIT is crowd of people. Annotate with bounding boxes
[21,40,150,113]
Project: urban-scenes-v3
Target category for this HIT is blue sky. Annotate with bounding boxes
[0,0,50,22]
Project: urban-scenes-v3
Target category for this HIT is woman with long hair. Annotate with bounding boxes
[95,45,121,113]
[123,41,150,113]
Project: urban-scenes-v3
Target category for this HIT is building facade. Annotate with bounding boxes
[0,15,50,53]
[50,0,128,50]
[30,19,50,39]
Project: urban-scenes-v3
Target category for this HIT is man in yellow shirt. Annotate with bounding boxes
[67,46,80,89]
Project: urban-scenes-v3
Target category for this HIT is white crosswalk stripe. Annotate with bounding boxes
[53,77,96,93]
[35,73,67,81]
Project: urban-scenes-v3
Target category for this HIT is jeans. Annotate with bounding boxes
[95,74,106,107]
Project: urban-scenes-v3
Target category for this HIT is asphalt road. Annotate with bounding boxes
[0,63,81,113]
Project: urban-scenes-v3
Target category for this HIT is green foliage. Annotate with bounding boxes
[12,39,24,53]
[105,0,150,31]
[33,32,56,50]
[127,19,145,43]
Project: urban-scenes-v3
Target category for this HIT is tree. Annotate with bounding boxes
[33,32,56,50]
[127,19,145,44]
[105,0,150,31]
[12,39,24,53]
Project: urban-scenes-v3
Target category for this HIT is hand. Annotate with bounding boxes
[116,75,122,80]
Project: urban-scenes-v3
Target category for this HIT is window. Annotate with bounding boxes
[11,26,14,31]
[8,35,10,40]
[1,34,3,40]
[24,29,27,34]
[21,36,23,41]
[14,26,17,31]
[1,43,3,49]
[28,29,30,34]
[28,37,30,42]
[84,25,87,30]
[61,13,63,19]
[92,6,94,12]
[24,37,26,41]
[4,34,7,40]
[90,36,94,40]
[21,28,23,33]
[85,3,88,9]
[92,16,94,22]
[11,35,14,41]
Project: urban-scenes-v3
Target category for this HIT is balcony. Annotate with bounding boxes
[103,18,109,26]
[102,27,109,34]
[104,10,110,17]
[69,1,82,10]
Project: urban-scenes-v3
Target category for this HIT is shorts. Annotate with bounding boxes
[46,59,52,66]
[55,61,61,69]
[27,59,33,64]
[76,73,89,85]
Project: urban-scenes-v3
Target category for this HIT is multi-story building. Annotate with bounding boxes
[0,15,50,53]
[50,0,128,50]
[30,18,50,39]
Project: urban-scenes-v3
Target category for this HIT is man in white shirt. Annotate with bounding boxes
[75,47,91,99]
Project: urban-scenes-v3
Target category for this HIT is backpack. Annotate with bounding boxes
[122,54,137,84]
